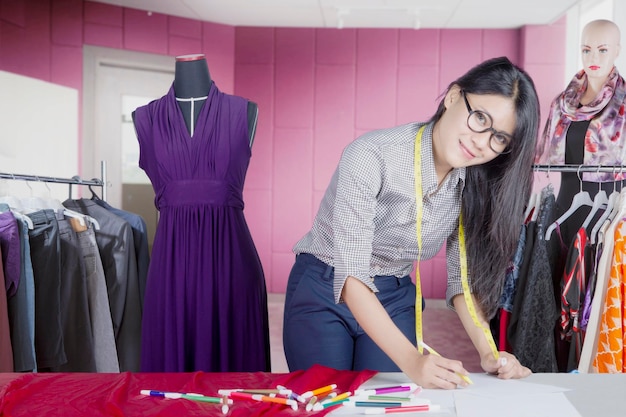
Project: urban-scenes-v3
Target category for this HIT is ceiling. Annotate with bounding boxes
[89,0,584,30]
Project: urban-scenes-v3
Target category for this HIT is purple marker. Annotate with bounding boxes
[355,383,419,396]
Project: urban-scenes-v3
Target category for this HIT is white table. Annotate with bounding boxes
[329,372,626,416]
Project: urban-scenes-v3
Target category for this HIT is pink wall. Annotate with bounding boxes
[0,0,566,296]
[237,20,566,296]
[0,0,236,92]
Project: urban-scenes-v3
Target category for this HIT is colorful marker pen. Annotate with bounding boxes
[364,404,441,414]
[355,383,419,396]
[140,390,227,402]
[305,395,318,412]
[312,391,352,411]
[276,385,300,401]
[140,389,232,411]
[229,391,298,410]
[299,383,337,401]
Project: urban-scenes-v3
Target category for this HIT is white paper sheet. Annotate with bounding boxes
[329,373,580,417]
[452,374,580,417]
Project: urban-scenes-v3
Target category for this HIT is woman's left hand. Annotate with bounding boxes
[481,351,531,379]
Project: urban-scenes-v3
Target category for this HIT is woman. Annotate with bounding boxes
[283,56,539,389]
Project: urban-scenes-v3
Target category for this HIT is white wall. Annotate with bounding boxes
[0,70,79,200]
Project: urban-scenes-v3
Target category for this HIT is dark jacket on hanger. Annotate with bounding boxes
[62,198,141,372]
[509,190,559,372]
[93,198,149,309]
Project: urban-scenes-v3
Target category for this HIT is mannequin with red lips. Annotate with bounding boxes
[536,19,623,222]
[534,19,624,373]
[579,20,621,105]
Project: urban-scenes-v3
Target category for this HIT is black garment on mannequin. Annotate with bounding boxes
[555,120,624,239]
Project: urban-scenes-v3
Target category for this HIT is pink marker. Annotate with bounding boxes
[355,383,419,396]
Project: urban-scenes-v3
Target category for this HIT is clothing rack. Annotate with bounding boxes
[533,164,626,173]
[0,161,107,201]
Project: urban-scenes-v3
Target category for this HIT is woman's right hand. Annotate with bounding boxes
[342,277,471,390]
[403,350,471,389]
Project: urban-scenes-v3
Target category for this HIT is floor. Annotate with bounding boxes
[267,293,483,373]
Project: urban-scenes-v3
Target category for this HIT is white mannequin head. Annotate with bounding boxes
[581,19,621,82]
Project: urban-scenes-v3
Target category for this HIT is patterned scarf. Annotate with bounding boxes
[535,67,626,182]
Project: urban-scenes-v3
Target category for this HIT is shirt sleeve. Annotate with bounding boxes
[445,221,464,310]
[332,139,383,303]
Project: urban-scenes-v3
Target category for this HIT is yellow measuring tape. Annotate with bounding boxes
[414,126,425,354]
[413,125,499,360]
[458,213,500,361]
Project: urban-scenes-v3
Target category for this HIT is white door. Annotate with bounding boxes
[83,46,175,250]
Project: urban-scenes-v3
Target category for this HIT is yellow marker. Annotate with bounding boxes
[313,391,352,411]
[323,391,350,403]
[299,383,337,401]
[419,341,474,385]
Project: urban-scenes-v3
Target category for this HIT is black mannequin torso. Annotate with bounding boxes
[174,54,258,146]
[174,54,211,136]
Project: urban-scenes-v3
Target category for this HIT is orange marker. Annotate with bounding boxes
[299,383,337,401]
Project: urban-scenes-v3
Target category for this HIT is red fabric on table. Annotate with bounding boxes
[0,364,376,416]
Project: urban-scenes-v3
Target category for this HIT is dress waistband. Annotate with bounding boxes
[156,180,243,209]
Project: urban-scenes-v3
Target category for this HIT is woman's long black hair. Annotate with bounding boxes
[429,56,540,319]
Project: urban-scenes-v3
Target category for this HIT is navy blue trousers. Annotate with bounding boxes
[283,253,421,372]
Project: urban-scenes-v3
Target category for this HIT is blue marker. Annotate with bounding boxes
[276,385,300,401]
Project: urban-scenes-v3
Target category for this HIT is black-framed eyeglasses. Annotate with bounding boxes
[461,90,513,155]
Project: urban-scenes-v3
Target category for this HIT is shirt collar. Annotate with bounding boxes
[420,122,465,195]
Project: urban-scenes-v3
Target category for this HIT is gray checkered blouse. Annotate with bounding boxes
[293,122,466,308]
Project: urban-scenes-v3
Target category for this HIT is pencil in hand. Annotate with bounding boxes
[419,341,474,385]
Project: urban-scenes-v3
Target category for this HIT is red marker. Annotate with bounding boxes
[229,391,298,410]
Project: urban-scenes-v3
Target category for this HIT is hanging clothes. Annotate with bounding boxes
[493,223,526,353]
[0,170,136,373]
[26,209,66,370]
[580,233,606,332]
[578,192,623,372]
[72,222,119,372]
[559,227,590,372]
[593,217,626,372]
[134,82,270,372]
[508,187,559,372]
[93,198,150,310]
[0,203,36,372]
[0,207,20,372]
[49,215,97,372]
[62,198,142,372]
[0,245,13,372]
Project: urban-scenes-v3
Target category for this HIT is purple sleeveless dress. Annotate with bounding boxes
[134,83,270,372]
